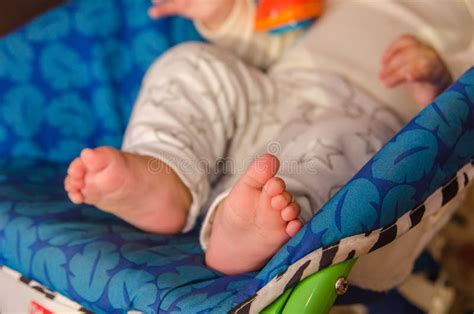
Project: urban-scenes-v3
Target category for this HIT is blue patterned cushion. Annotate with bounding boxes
[0,160,256,312]
[0,0,200,162]
[1,0,474,312]
[244,68,474,304]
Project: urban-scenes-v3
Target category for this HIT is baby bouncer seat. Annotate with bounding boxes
[0,0,473,313]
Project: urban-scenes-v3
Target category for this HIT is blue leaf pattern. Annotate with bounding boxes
[70,242,120,302]
[46,93,95,138]
[12,141,44,159]
[428,130,474,193]
[0,0,472,312]
[132,30,170,70]
[0,202,12,229]
[448,130,474,162]
[92,40,132,82]
[0,35,33,82]
[26,10,70,42]
[371,129,438,183]
[156,266,216,290]
[1,217,36,273]
[31,247,68,292]
[2,85,45,138]
[73,0,120,37]
[121,243,200,267]
[123,0,150,28]
[15,201,74,216]
[175,291,233,313]
[311,178,379,245]
[92,87,125,132]
[46,139,88,162]
[415,91,469,147]
[39,43,89,90]
[108,269,158,311]
[38,221,109,246]
[380,185,416,226]
[256,68,474,304]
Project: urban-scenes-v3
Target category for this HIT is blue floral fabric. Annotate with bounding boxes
[0,0,473,312]
[0,0,200,162]
[244,68,474,303]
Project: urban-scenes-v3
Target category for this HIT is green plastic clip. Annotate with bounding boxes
[261,258,356,314]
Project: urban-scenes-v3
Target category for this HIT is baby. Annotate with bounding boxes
[65,0,472,286]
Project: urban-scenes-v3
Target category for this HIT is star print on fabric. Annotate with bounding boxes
[249,97,281,144]
[146,82,183,106]
[277,103,321,133]
[353,127,379,156]
[341,100,365,118]
[297,138,345,170]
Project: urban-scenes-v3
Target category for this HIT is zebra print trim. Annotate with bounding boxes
[231,160,474,314]
[0,264,91,313]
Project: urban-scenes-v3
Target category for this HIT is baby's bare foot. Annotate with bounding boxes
[64,146,192,234]
[205,154,303,275]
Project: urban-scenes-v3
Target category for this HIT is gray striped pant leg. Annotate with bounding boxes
[122,42,278,232]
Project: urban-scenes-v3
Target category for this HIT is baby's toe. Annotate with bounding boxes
[70,177,85,191]
[281,202,300,221]
[271,191,292,210]
[68,157,86,179]
[263,177,286,197]
[286,219,303,237]
[241,153,280,189]
[68,191,84,204]
[80,147,112,173]
[64,176,72,192]
[65,175,84,192]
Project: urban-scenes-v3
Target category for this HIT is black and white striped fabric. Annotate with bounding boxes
[231,160,474,313]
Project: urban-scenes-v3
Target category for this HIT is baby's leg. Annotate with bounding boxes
[205,71,402,274]
[205,111,396,275]
[65,43,279,234]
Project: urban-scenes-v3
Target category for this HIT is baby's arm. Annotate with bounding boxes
[379,35,452,107]
[149,0,301,69]
[149,0,236,30]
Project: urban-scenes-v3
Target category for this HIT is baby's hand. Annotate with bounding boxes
[380,34,452,107]
[148,0,235,30]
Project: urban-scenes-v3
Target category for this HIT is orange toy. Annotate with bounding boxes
[255,0,324,33]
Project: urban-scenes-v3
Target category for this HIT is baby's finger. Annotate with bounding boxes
[382,34,418,65]
[380,48,411,79]
[405,59,438,82]
[148,1,180,18]
[380,55,404,80]
[381,64,413,88]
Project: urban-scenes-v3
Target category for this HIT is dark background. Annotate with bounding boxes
[0,0,64,36]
